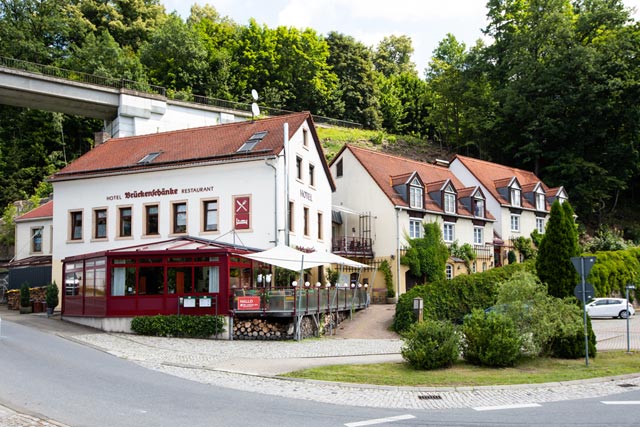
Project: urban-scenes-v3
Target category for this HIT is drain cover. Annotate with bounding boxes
[418,395,442,400]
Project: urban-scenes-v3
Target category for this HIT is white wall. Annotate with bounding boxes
[15,218,52,260]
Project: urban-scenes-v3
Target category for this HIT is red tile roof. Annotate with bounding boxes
[15,200,53,221]
[50,112,334,189]
[452,154,549,209]
[343,145,493,219]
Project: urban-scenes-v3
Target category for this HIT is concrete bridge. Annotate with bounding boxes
[0,57,258,138]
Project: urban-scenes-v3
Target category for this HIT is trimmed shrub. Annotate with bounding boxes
[551,314,597,359]
[401,319,460,370]
[20,283,31,307]
[462,310,521,367]
[45,282,59,308]
[131,315,225,338]
[393,261,534,333]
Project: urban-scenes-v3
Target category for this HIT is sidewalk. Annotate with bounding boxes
[1,305,640,415]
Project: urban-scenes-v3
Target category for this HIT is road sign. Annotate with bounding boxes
[571,256,596,278]
[574,282,595,302]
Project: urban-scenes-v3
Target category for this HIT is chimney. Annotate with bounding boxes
[94,131,111,147]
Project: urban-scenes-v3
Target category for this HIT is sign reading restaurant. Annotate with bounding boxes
[106,186,214,201]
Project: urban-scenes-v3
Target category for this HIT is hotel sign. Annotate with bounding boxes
[106,185,214,201]
[234,196,251,230]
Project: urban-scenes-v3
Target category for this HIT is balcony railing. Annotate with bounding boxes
[231,286,368,317]
[332,236,373,258]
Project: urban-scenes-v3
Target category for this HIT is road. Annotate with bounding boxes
[1,315,639,426]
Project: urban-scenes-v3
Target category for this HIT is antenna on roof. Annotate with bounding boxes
[251,89,260,121]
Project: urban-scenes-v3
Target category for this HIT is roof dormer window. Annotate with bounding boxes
[444,189,456,214]
[510,185,521,207]
[474,198,485,218]
[409,178,423,209]
[536,192,546,211]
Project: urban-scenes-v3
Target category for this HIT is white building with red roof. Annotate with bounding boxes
[47,112,338,330]
[449,154,568,266]
[330,145,496,296]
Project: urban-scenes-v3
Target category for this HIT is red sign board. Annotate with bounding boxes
[234,196,251,230]
[237,296,261,311]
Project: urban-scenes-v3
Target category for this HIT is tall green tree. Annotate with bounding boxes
[373,34,416,77]
[401,222,449,283]
[536,200,580,297]
[325,32,377,128]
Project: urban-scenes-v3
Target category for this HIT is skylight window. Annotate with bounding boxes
[138,152,161,164]
[238,131,268,152]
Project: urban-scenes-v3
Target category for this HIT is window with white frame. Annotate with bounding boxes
[474,197,485,217]
[473,227,483,245]
[444,191,456,213]
[443,223,455,242]
[445,264,453,280]
[511,186,521,207]
[409,178,423,209]
[536,217,545,234]
[510,214,520,232]
[536,192,546,211]
[409,219,422,238]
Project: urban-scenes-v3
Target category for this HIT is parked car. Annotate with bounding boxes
[585,298,635,319]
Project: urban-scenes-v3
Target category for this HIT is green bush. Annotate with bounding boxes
[393,261,534,333]
[379,260,394,298]
[45,282,59,308]
[401,319,460,370]
[551,313,597,359]
[462,310,522,367]
[131,315,225,338]
[20,283,31,307]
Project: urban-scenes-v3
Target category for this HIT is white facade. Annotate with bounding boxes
[51,118,333,285]
[111,94,249,138]
[15,216,52,260]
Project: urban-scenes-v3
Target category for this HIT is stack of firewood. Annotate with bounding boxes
[7,286,46,310]
[232,318,293,340]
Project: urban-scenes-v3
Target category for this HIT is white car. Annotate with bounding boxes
[585,298,635,319]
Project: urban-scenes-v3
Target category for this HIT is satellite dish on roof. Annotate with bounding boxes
[251,102,260,118]
[250,89,260,119]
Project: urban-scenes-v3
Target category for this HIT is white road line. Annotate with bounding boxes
[602,401,640,405]
[473,403,541,411]
[345,414,416,427]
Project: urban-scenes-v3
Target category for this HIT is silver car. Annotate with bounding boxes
[585,298,635,319]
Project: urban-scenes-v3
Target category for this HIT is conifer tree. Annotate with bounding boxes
[536,200,580,297]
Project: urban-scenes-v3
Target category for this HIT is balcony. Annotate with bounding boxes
[332,236,374,258]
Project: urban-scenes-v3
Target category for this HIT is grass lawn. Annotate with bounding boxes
[282,351,640,387]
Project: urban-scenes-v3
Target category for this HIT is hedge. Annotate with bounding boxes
[131,315,225,338]
[587,248,640,299]
[393,261,535,333]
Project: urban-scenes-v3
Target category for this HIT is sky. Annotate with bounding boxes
[163,0,640,76]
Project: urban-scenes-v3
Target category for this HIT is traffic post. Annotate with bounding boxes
[626,284,635,353]
[571,256,596,367]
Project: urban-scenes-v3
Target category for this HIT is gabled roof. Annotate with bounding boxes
[15,200,53,222]
[50,112,335,190]
[452,154,550,209]
[337,145,493,220]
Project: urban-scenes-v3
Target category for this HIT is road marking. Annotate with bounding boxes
[602,401,640,405]
[473,403,541,411]
[345,414,416,427]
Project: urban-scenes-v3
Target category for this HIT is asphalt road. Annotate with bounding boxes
[1,313,640,427]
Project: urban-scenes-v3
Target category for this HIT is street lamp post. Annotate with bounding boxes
[626,284,635,353]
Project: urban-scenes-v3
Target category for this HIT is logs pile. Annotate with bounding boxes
[7,286,46,310]
[232,317,294,340]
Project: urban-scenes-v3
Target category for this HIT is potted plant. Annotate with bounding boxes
[379,260,397,304]
[19,282,32,314]
[45,282,59,317]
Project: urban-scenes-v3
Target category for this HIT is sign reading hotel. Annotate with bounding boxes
[237,296,260,311]
[234,195,251,230]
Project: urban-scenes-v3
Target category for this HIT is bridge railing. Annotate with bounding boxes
[0,55,362,129]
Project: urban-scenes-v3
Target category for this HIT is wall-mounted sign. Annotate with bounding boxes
[106,185,214,201]
[300,189,313,201]
[237,296,260,311]
[234,195,251,230]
